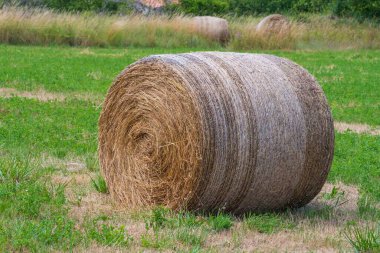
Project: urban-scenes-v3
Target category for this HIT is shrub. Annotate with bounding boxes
[179,0,230,16]
[229,0,293,15]
[1,0,134,13]
[332,0,380,21]
[291,0,331,13]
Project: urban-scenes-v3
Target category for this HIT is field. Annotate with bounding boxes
[1,8,380,50]
[0,45,379,252]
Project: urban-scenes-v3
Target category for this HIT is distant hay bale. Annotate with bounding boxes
[98,52,334,214]
[192,16,229,43]
[256,14,290,35]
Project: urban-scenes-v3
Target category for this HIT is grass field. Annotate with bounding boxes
[0,45,379,252]
[1,8,380,50]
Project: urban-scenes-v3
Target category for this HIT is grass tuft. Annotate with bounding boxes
[344,223,380,252]
[145,207,205,232]
[87,222,133,247]
[176,228,206,247]
[141,232,173,249]
[244,213,295,234]
[322,186,345,201]
[91,174,108,194]
[145,206,171,232]
[208,212,233,232]
[358,196,380,220]
[85,154,99,172]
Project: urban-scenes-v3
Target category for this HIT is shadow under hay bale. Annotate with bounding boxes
[256,14,291,36]
[98,52,334,214]
[192,16,229,44]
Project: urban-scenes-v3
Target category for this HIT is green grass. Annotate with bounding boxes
[0,157,136,252]
[0,45,379,252]
[275,50,380,126]
[87,223,133,247]
[140,233,174,250]
[0,157,79,251]
[176,228,206,248]
[1,46,379,125]
[0,97,98,157]
[208,213,233,232]
[244,213,295,234]
[329,133,380,202]
[344,223,380,252]
[0,45,203,94]
[91,174,108,194]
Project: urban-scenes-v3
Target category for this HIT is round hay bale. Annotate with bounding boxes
[192,16,229,43]
[256,14,290,35]
[98,52,334,214]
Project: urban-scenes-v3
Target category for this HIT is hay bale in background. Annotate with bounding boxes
[98,52,334,214]
[256,14,290,35]
[192,16,229,43]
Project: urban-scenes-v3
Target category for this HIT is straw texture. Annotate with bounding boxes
[99,52,334,214]
[257,14,290,35]
[192,16,229,43]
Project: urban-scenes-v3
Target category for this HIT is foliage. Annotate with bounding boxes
[1,0,380,21]
[332,0,380,21]
[177,0,229,16]
[177,0,380,21]
[1,0,134,13]
[228,0,293,16]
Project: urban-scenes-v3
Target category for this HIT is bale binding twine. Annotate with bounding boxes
[98,52,334,214]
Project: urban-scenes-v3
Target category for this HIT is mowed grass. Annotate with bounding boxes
[0,45,379,251]
[2,45,379,125]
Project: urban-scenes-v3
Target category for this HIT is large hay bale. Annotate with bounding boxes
[192,16,229,43]
[256,14,290,35]
[99,52,334,214]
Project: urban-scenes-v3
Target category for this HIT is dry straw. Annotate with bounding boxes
[99,52,334,214]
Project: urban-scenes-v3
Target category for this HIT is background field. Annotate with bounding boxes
[0,45,379,252]
[1,8,380,50]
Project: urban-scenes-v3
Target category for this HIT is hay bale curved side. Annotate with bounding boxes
[98,52,334,214]
[192,16,229,43]
[256,14,290,35]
